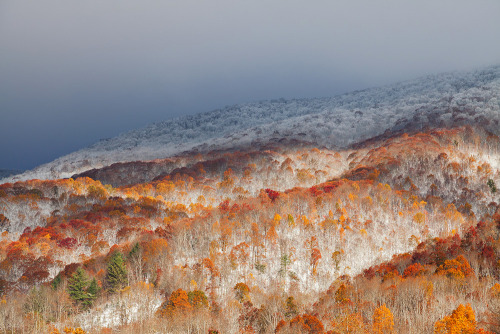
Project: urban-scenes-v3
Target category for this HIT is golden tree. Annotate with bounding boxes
[434,304,476,334]
[372,304,394,334]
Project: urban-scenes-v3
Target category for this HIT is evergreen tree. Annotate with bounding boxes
[488,179,497,193]
[105,251,128,293]
[67,267,96,309]
[128,242,141,260]
[84,278,99,309]
[51,273,62,290]
[68,267,89,304]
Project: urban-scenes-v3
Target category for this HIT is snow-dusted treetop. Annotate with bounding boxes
[4,65,500,182]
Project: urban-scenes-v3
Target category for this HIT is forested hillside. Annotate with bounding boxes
[1,122,499,333]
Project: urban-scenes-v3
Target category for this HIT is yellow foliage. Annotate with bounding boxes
[363,196,373,205]
[413,212,425,224]
[490,283,500,298]
[63,327,86,334]
[136,281,154,291]
[352,182,360,192]
[301,215,310,228]
[436,255,474,280]
[434,304,476,334]
[156,181,175,194]
[419,280,434,306]
[372,304,394,334]
[120,286,131,294]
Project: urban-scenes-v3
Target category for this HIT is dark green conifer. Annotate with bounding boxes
[51,273,62,290]
[67,267,97,309]
[488,179,497,193]
[105,251,128,293]
[84,278,99,308]
[128,242,140,260]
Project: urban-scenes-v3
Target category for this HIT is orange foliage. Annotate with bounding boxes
[141,238,168,264]
[434,304,479,334]
[277,314,324,334]
[157,288,192,318]
[372,304,394,334]
[403,262,429,278]
[234,282,250,302]
[435,255,474,279]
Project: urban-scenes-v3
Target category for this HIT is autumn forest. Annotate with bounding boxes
[0,121,499,334]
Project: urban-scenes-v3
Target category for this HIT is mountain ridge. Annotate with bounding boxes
[3,64,500,184]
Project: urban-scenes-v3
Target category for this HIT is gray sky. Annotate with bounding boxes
[1,0,500,170]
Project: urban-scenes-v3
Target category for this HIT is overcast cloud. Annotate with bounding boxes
[1,0,500,170]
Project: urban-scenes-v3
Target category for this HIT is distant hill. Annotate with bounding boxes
[3,65,500,183]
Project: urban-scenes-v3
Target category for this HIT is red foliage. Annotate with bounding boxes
[309,186,323,197]
[481,245,495,261]
[30,226,62,241]
[264,188,280,202]
[203,258,220,277]
[116,227,139,240]
[275,320,287,333]
[22,227,32,236]
[230,203,240,213]
[462,226,478,250]
[68,219,92,230]
[322,181,341,193]
[403,263,429,278]
[279,314,324,334]
[411,248,432,265]
[85,212,109,224]
[22,257,51,284]
[155,226,173,239]
[61,263,80,278]
[364,263,399,281]
[58,237,78,249]
[238,301,261,332]
[218,200,230,212]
